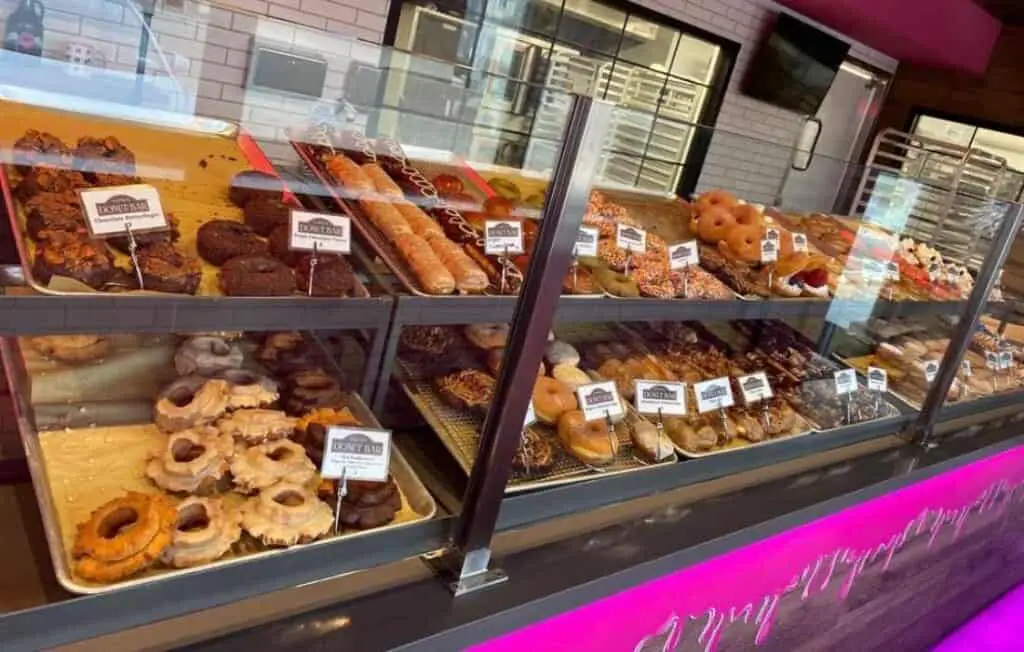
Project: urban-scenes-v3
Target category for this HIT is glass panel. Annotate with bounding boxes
[616,14,679,69]
[482,0,562,36]
[555,0,626,56]
[671,33,721,85]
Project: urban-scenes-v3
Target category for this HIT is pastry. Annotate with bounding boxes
[154,377,231,433]
[394,201,445,239]
[217,369,279,409]
[146,426,234,494]
[162,497,242,568]
[196,220,268,266]
[730,204,764,229]
[361,199,413,242]
[337,478,403,530]
[394,232,456,294]
[486,348,544,378]
[243,197,291,236]
[219,254,296,296]
[593,266,639,297]
[697,205,737,244]
[695,189,738,215]
[16,166,88,200]
[629,420,674,462]
[294,407,361,464]
[228,170,284,207]
[545,340,580,368]
[174,336,244,376]
[436,369,496,412]
[398,325,455,356]
[12,129,70,172]
[532,376,577,424]
[74,136,136,178]
[135,242,201,294]
[282,368,345,416]
[464,323,510,350]
[721,224,764,264]
[23,191,86,241]
[107,213,181,254]
[562,265,597,294]
[71,492,176,583]
[230,439,317,493]
[325,154,375,194]
[267,223,300,266]
[512,430,554,474]
[551,363,591,389]
[295,253,357,297]
[217,409,297,445]
[257,332,321,375]
[361,162,404,198]
[240,481,333,545]
[32,232,113,288]
[557,410,618,466]
[426,234,489,293]
[28,334,109,363]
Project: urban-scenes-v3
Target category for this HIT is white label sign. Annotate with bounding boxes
[616,223,647,253]
[575,226,599,257]
[321,426,392,482]
[999,351,1013,370]
[524,399,537,428]
[289,210,352,254]
[484,220,524,255]
[866,366,888,393]
[962,360,972,378]
[886,261,901,281]
[694,377,735,413]
[576,380,624,422]
[987,351,1000,370]
[737,372,773,404]
[668,240,700,270]
[634,380,688,416]
[760,238,778,263]
[923,360,939,383]
[792,232,808,253]
[80,184,168,237]
[833,368,858,395]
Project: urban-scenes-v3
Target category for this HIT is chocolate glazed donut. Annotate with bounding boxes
[219,255,295,296]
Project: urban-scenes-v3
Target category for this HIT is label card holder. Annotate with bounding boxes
[634,380,688,416]
[289,210,352,254]
[80,184,169,237]
[923,360,939,383]
[668,240,699,270]
[694,377,735,413]
[792,232,808,253]
[866,366,888,393]
[737,372,773,404]
[616,224,647,253]
[575,226,599,258]
[484,220,525,255]
[576,380,624,422]
[833,369,857,395]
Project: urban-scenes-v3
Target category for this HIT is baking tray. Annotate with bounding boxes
[0,100,370,299]
[395,357,675,493]
[15,390,435,595]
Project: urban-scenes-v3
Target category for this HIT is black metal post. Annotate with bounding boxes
[436,91,612,594]
[911,202,1024,446]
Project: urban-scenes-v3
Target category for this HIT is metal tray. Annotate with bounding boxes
[395,357,675,493]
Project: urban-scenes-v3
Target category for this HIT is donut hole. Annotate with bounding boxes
[99,506,139,539]
[177,503,210,532]
[272,490,305,507]
[171,439,206,463]
[267,446,295,462]
[167,386,198,408]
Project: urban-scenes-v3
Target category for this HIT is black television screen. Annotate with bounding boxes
[743,13,851,114]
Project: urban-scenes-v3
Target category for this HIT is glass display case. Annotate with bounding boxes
[1,0,1023,647]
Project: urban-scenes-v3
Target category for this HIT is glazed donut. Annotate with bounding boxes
[230,439,316,493]
[28,334,110,364]
[217,408,297,445]
[545,340,580,368]
[174,337,244,376]
[240,481,334,546]
[154,377,231,433]
[721,224,763,264]
[464,323,510,350]
[695,189,738,215]
[551,363,591,389]
[532,377,577,424]
[216,369,279,410]
[697,205,738,244]
[557,410,618,466]
[72,492,176,583]
[162,497,242,568]
[730,204,764,229]
[146,426,234,494]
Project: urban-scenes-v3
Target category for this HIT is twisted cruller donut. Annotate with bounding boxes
[162,497,242,568]
[240,481,334,546]
[72,492,176,583]
[217,408,297,445]
[174,336,244,376]
[154,377,230,433]
[230,439,316,493]
[146,427,234,494]
[216,368,279,410]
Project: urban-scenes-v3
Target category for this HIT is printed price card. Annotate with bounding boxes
[737,372,773,404]
[485,220,525,255]
[616,224,647,253]
[962,360,972,378]
[924,360,939,383]
[987,351,1000,370]
[833,368,857,395]
[322,427,392,481]
[999,350,1013,370]
[80,184,168,237]
[694,377,735,413]
[866,366,888,393]
[886,260,901,281]
[668,240,700,270]
[792,232,808,253]
[634,380,688,416]
[575,226,599,257]
[289,210,352,254]
[577,380,624,422]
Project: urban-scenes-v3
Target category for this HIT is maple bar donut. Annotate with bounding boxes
[216,368,279,410]
[240,481,334,546]
[162,497,242,568]
[230,439,316,493]
[217,408,297,445]
[695,189,738,215]
[697,205,737,244]
[154,377,231,433]
[532,376,577,424]
[174,336,244,376]
[72,492,176,583]
[146,426,234,494]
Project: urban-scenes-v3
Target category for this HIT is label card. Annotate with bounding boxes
[289,210,352,254]
[866,366,888,393]
[616,224,647,253]
[694,377,735,413]
[634,380,688,416]
[924,360,939,383]
[575,226,599,258]
[962,360,972,378]
[524,399,537,428]
[760,238,778,263]
[485,220,524,255]
[886,260,901,281]
[737,372,773,404]
[322,426,392,482]
[668,240,700,270]
[834,368,858,395]
[80,184,168,237]
[792,232,808,253]
[577,380,624,422]
[987,351,1000,370]
[999,350,1013,370]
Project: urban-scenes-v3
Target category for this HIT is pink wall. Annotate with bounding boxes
[778,0,1002,75]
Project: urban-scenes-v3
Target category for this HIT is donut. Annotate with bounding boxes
[71,492,176,583]
[162,497,242,568]
[146,426,235,494]
[196,220,267,266]
[216,369,279,410]
[295,253,357,297]
[551,363,591,389]
[294,407,361,464]
[731,204,764,229]
[28,334,109,363]
[267,223,300,266]
[243,197,291,236]
[695,189,738,215]
[399,325,456,356]
[229,170,284,208]
[154,377,231,433]
[513,430,554,474]
[697,205,737,244]
[174,336,244,376]
[486,348,543,378]
[217,408,297,445]
[282,368,345,416]
[135,242,201,295]
[338,478,403,530]
[240,481,334,545]
[464,323,510,350]
[544,340,580,368]
[532,377,577,424]
[257,332,321,375]
[219,255,296,297]
[593,266,639,297]
[230,439,317,493]
[722,224,763,264]
[557,410,618,466]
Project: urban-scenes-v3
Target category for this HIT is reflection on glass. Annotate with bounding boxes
[617,15,679,69]
[555,0,626,55]
[606,60,667,108]
[672,34,719,84]
[483,0,561,36]
[395,5,478,66]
